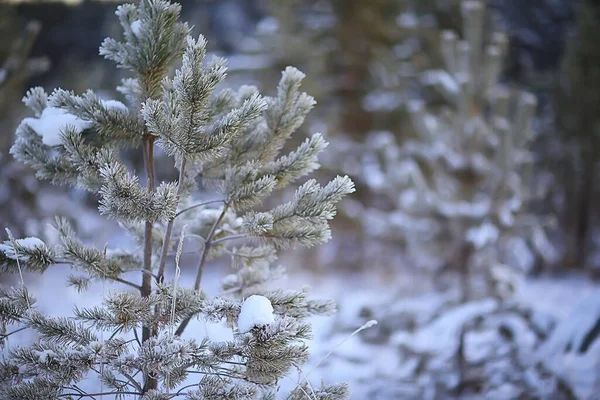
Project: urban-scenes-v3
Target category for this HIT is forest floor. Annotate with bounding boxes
[8,199,600,398]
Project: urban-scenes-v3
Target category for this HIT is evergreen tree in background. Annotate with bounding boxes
[0,0,353,398]
[361,0,557,300]
[233,0,466,270]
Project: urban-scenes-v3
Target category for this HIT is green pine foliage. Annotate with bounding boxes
[0,1,354,398]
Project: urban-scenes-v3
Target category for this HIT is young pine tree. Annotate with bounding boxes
[361,0,556,300]
[0,1,354,398]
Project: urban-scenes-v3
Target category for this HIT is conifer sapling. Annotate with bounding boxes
[0,1,354,398]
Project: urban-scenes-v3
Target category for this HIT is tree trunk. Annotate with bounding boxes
[576,145,595,270]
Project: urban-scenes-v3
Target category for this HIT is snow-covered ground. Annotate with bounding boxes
[278,267,600,399]
[6,213,600,399]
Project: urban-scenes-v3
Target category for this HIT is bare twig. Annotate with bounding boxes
[175,199,225,219]
[157,158,187,284]
[175,204,229,336]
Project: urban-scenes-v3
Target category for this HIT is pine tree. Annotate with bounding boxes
[0,1,353,398]
[362,0,556,300]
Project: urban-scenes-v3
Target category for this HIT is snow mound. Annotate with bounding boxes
[536,290,600,399]
[131,20,142,37]
[0,236,45,260]
[390,298,498,356]
[101,99,128,112]
[238,295,275,333]
[22,107,91,146]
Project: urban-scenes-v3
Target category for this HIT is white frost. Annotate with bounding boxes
[131,20,142,37]
[237,295,275,333]
[101,99,128,112]
[22,107,91,147]
[0,237,45,260]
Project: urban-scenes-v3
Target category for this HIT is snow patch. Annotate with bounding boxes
[396,12,419,28]
[35,349,56,363]
[237,295,275,333]
[131,20,142,37]
[466,222,499,249]
[390,298,498,356]
[22,107,91,146]
[256,17,279,35]
[101,99,128,112]
[0,236,45,260]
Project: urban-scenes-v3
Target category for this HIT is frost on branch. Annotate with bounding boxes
[0,0,352,398]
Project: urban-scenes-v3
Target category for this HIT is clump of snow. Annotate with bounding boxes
[22,107,91,146]
[396,12,419,28]
[256,17,279,35]
[34,349,56,363]
[466,222,499,249]
[0,236,45,260]
[130,20,142,37]
[433,70,460,96]
[101,99,128,112]
[237,295,275,333]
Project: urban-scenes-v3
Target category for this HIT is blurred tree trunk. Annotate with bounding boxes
[556,1,600,272]
[0,8,49,239]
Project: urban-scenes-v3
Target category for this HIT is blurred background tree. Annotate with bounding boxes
[1,0,587,274]
[0,6,49,238]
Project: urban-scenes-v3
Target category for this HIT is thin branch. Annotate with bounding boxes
[157,158,188,284]
[122,371,143,393]
[172,233,206,245]
[298,319,378,389]
[193,204,229,290]
[122,269,160,280]
[211,234,247,246]
[0,326,28,340]
[112,277,142,291]
[175,199,225,219]
[58,391,140,398]
[108,327,123,341]
[133,326,141,347]
[172,383,202,397]
[184,370,244,380]
[175,204,229,336]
